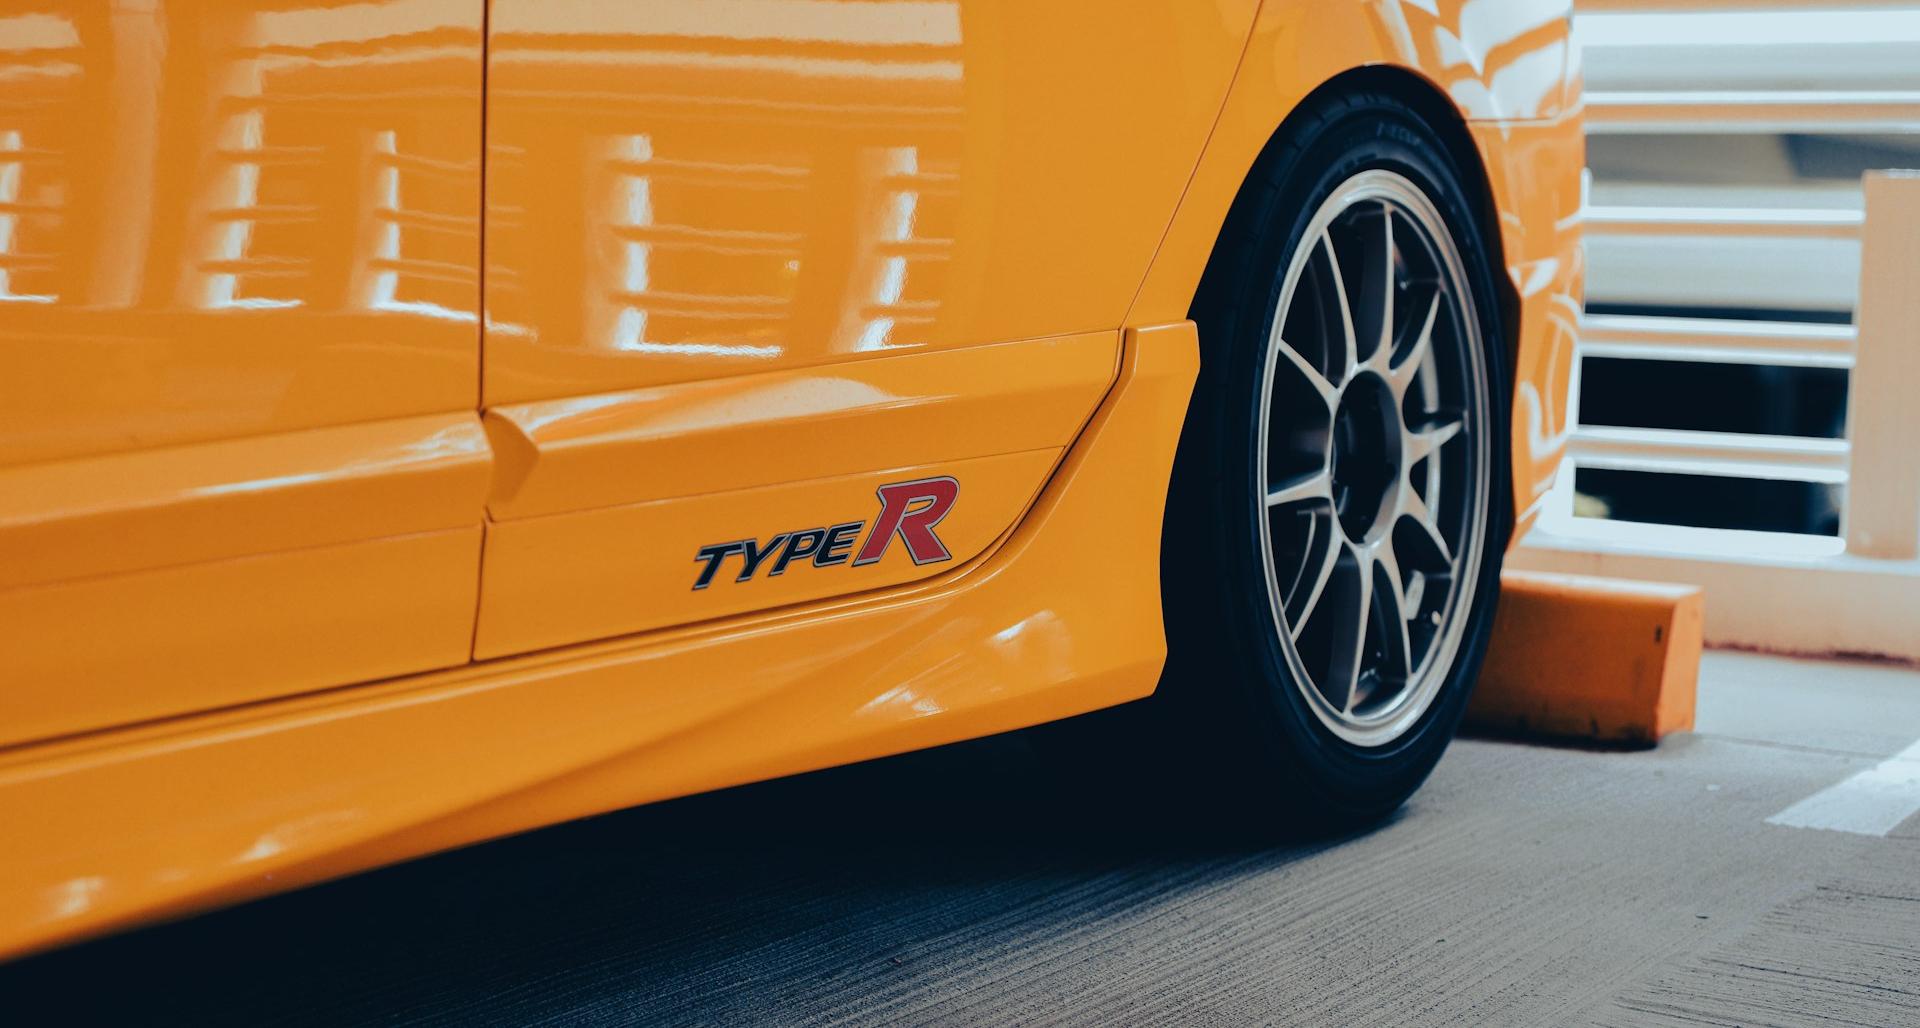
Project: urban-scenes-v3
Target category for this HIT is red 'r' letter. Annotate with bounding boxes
[853,477,959,567]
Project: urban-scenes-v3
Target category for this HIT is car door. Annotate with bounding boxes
[474,0,1255,657]
[0,2,488,746]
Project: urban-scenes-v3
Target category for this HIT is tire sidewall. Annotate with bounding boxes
[1171,96,1513,821]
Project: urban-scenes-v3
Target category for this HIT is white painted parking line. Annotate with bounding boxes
[1766,738,1920,837]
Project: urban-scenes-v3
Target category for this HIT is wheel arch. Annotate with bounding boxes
[1126,61,1519,376]
[1309,66,1520,376]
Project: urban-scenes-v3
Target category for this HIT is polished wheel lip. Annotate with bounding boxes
[1254,169,1492,749]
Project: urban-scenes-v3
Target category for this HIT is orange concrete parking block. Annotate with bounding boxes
[1466,570,1704,747]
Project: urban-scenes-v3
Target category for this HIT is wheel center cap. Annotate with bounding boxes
[1331,371,1403,544]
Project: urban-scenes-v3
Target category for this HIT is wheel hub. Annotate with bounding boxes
[1331,371,1402,545]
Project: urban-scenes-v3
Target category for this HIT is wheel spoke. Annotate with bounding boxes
[1331,546,1372,715]
[1290,520,1342,639]
[1319,229,1358,383]
[1404,411,1465,466]
[1375,545,1415,685]
[1389,289,1441,397]
[1254,171,1491,746]
[1400,485,1453,568]
[1371,207,1397,369]
[1268,467,1332,509]
[1274,336,1338,412]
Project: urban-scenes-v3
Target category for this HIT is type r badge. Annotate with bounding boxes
[692,477,959,590]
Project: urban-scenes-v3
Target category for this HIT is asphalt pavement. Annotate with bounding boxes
[2,651,1917,1026]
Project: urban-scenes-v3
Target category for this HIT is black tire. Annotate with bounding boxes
[1153,86,1513,830]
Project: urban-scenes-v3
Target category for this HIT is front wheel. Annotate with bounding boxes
[1158,88,1511,828]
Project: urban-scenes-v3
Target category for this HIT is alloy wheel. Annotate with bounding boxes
[1255,169,1492,749]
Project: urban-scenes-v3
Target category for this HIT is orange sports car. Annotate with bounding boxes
[0,0,1580,958]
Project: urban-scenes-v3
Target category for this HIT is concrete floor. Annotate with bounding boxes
[2,651,1917,1026]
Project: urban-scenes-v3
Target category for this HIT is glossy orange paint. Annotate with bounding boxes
[0,4,493,744]
[482,330,1118,521]
[1125,0,1581,529]
[1129,2,1580,320]
[475,329,1117,655]
[1473,116,1583,530]
[0,322,1197,960]
[0,3,483,465]
[0,412,491,746]
[475,447,1065,658]
[0,526,484,751]
[0,1,1580,960]
[470,0,1260,651]
[0,413,490,591]
[479,0,1259,404]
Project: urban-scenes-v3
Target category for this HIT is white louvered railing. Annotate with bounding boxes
[1513,1,1920,662]
[1576,315,1855,370]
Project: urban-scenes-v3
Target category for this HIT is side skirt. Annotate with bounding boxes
[0,322,1200,961]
